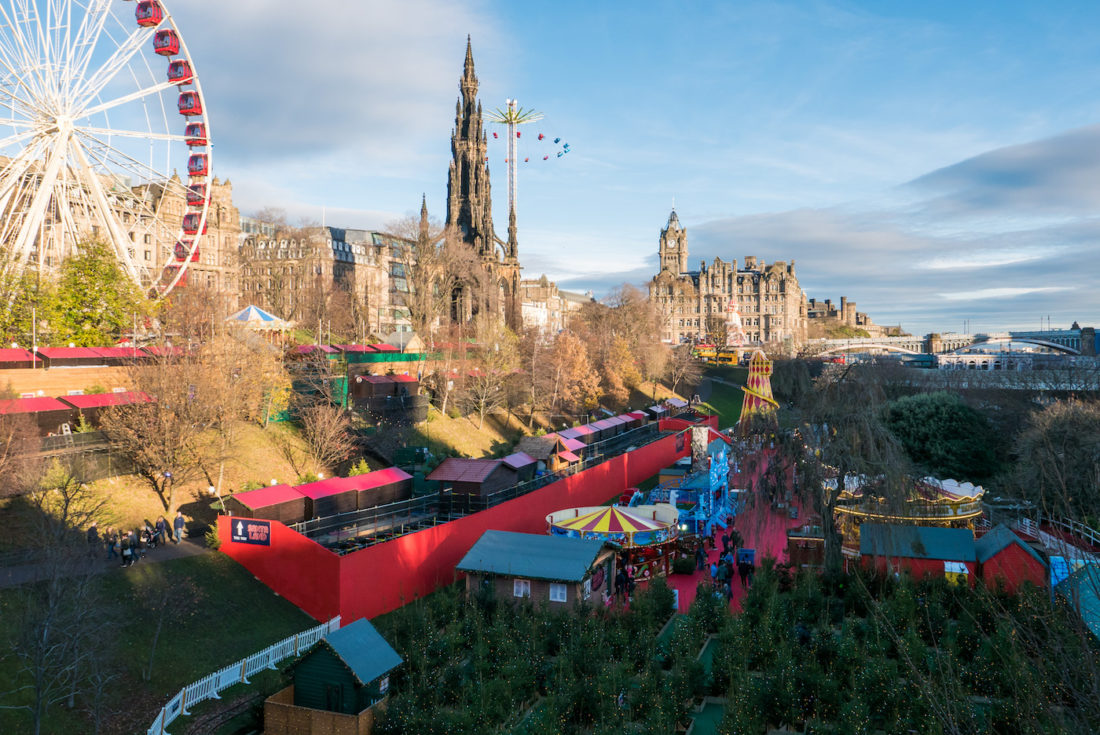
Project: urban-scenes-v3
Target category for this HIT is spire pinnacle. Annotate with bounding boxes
[464,35,475,80]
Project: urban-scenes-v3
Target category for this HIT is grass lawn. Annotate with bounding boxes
[695,369,747,430]
[0,553,313,735]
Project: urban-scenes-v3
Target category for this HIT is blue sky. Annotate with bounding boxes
[172,0,1100,336]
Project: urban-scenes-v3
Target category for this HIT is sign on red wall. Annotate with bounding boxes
[231,518,271,545]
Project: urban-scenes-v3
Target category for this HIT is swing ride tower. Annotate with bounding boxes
[487,99,542,216]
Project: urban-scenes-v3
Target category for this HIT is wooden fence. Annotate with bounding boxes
[145,616,341,735]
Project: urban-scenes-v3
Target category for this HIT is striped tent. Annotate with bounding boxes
[547,504,679,548]
[554,506,666,534]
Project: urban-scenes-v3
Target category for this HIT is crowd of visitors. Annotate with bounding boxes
[85,511,188,568]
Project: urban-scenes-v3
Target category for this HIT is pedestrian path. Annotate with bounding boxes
[0,537,208,588]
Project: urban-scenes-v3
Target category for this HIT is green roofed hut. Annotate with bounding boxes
[457,530,616,608]
[264,617,403,735]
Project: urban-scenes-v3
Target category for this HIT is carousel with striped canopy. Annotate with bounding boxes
[546,504,680,579]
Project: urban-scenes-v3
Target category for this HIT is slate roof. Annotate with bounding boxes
[456,530,606,582]
[516,435,563,460]
[320,618,403,685]
[860,524,975,562]
[427,458,503,483]
[1055,564,1100,641]
[975,524,1047,567]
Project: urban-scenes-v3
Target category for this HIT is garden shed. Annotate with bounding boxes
[351,374,395,398]
[0,348,39,369]
[860,524,977,586]
[515,434,571,473]
[975,524,1048,593]
[224,484,308,523]
[501,451,537,483]
[427,458,514,497]
[457,530,615,608]
[353,467,414,509]
[264,617,402,735]
[298,477,359,518]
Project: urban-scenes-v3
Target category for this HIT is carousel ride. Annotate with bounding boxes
[833,476,986,558]
[547,504,679,580]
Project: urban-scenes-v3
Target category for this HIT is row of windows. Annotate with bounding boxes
[513,579,568,603]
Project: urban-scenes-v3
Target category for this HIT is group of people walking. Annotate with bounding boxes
[707,530,754,601]
[86,512,186,567]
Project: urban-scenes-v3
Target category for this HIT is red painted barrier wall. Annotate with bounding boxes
[218,514,341,621]
[220,419,713,622]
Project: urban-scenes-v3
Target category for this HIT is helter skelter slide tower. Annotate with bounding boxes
[0,0,213,298]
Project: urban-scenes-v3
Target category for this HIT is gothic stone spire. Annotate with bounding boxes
[446,36,494,254]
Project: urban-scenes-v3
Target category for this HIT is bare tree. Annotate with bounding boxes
[99,352,218,511]
[299,403,355,472]
[665,344,702,396]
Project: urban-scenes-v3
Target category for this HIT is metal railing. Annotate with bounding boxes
[146,616,340,735]
[290,422,665,552]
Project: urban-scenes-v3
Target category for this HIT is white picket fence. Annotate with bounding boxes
[146,616,341,735]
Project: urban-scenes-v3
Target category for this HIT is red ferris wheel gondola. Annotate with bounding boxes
[177,90,202,116]
[174,241,199,263]
[135,1,164,27]
[186,184,207,206]
[187,153,208,177]
[167,60,193,85]
[153,29,179,56]
[184,122,207,146]
[182,213,207,235]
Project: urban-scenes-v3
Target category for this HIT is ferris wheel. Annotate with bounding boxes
[0,0,213,298]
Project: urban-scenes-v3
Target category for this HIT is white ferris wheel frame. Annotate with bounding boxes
[0,0,213,298]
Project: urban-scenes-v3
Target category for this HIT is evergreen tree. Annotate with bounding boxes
[49,241,151,346]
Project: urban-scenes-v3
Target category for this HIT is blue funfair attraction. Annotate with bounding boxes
[638,427,742,539]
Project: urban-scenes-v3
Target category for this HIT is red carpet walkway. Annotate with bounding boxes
[650,447,808,612]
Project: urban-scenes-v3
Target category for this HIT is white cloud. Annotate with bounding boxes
[937,287,1072,302]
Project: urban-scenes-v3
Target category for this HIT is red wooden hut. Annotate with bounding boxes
[36,346,104,368]
[0,348,39,369]
[58,391,152,426]
[225,484,308,524]
[91,346,148,366]
[976,524,1048,593]
[860,524,977,587]
[297,477,360,518]
[0,396,76,436]
[427,458,514,497]
[352,467,413,509]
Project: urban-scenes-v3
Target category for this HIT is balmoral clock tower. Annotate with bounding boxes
[658,209,688,274]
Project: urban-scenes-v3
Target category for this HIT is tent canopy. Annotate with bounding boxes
[226,305,291,330]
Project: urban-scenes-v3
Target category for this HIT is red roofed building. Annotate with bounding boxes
[295,477,360,518]
[0,348,39,369]
[35,346,104,368]
[57,391,153,426]
[225,484,308,524]
[976,524,1048,594]
[350,467,414,508]
[0,396,77,435]
[427,458,514,497]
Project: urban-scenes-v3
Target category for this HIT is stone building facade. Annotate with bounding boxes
[518,275,594,334]
[238,226,411,336]
[649,210,807,346]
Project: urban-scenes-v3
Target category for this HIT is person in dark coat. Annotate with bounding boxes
[104,527,117,560]
[86,522,99,555]
[737,561,749,587]
[695,544,707,571]
[614,568,627,600]
[173,511,186,544]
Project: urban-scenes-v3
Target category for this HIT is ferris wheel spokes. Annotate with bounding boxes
[70,134,142,282]
[72,25,155,104]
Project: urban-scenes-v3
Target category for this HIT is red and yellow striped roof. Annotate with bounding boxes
[552,506,669,534]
